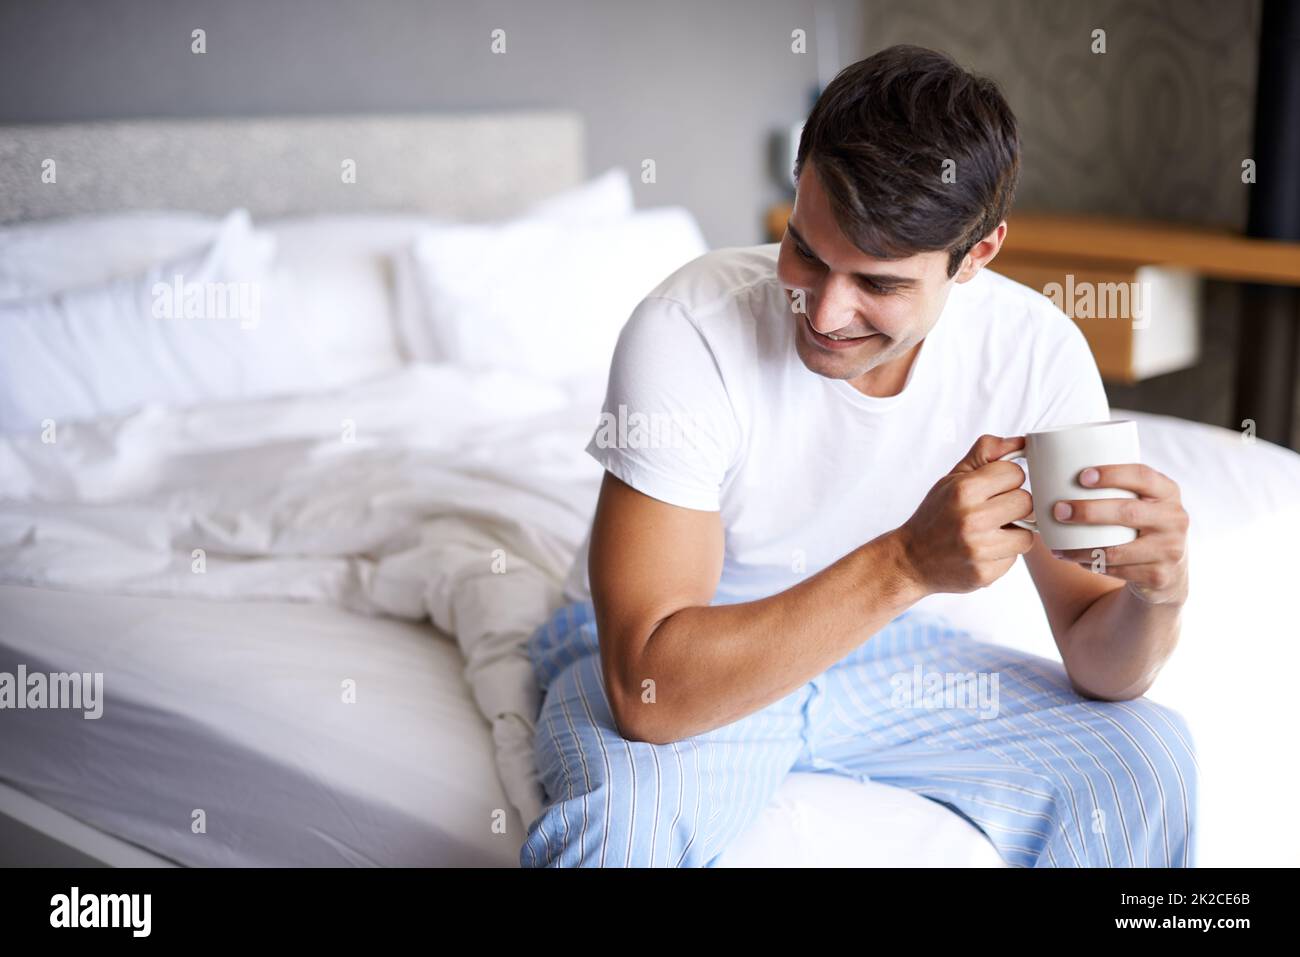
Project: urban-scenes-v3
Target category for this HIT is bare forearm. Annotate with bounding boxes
[1059,582,1185,701]
[619,531,924,743]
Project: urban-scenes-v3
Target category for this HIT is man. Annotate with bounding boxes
[521,44,1195,868]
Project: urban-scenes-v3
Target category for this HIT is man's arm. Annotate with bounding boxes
[1022,463,1190,701]
[589,472,923,744]
[590,434,1035,745]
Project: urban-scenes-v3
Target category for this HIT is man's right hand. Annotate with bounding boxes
[893,434,1036,595]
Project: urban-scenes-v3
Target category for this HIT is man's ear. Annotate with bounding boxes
[953,221,1007,283]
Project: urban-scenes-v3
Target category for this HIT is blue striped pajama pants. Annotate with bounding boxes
[520,600,1198,868]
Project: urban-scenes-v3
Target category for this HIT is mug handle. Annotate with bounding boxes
[996,449,1038,533]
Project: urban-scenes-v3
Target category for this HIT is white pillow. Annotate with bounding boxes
[396,206,708,382]
[251,169,637,388]
[259,214,430,388]
[0,168,631,305]
[0,168,639,400]
[0,210,224,301]
[0,209,319,432]
[523,166,634,223]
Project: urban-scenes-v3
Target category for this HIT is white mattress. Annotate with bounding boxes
[0,583,522,866]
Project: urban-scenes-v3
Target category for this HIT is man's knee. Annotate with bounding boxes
[1082,696,1198,865]
[1116,697,1198,797]
[521,791,617,867]
[525,651,764,867]
[522,739,709,867]
[1132,698,1198,825]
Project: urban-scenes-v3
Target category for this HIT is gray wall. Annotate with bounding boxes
[0,0,866,248]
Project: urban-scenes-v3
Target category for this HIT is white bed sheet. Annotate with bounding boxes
[0,363,599,833]
[0,583,520,866]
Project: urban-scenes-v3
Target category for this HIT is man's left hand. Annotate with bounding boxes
[1048,464,1190,606]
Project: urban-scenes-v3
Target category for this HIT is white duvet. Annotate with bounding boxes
[0,365,606,827]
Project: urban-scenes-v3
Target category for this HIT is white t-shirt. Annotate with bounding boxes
[569,242,1110,614]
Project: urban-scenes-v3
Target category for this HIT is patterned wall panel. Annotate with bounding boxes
[861,0,1261,227]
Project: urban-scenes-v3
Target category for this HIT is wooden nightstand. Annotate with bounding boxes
[766,202,794,244]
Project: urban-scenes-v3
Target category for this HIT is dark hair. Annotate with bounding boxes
[793,44,1021,277]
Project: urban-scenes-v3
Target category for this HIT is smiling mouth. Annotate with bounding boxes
[805,315,880,346]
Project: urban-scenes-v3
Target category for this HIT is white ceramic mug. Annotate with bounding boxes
[996,419,1141,550]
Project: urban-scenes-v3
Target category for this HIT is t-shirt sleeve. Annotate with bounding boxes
[585,295,741,511]
[1025,309,1112,434]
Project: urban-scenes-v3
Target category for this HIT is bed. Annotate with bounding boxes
[1,112,1297,869]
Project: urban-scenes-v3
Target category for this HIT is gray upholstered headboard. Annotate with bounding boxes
[0,111,586,224]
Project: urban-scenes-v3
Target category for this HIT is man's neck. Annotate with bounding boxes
[847,339,924,398]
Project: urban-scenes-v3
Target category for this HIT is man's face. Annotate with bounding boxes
[775,159,962,390]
